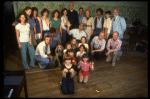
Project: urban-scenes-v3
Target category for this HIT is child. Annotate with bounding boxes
[65,49,77,66]
[78,53,94,84]
[61,57,76,94]
[78,36,89,53]
[76,45,86,62]
[63,42,72,59]
[70,38,78,57]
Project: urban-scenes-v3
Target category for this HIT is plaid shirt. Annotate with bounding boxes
[91,36,106,50]
[106,38,122,52]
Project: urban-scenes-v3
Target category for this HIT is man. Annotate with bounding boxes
[94,8,105,37]
[103,11,112,40]
[109,8,126,39]
[78,7,85,24]
[35,35,54,70]
[67,22,87,43]
[44,27,61,56]
[133,18,144,35]
[106,31,122,66]
[89,31,106,61]
[67,2,79,42]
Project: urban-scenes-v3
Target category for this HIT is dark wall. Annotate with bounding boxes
[3,1,17,56]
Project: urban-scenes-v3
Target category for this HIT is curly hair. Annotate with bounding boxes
[41,8,49,16]
[61,8,68,16]
[96,8,103,15]
[16,12,28,23]
[30,7,38,18]
[52,9,61,18]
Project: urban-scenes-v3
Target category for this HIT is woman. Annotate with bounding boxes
[12,6,37,49]
[15,12,35,70]
[41,8,50,40]
[61,8,68,47]
[82,9,94,43]
[50,10,62,39]
[78,36,89,53]
[31,7,43,45]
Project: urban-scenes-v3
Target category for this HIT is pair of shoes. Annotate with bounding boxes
[112,62,116,66]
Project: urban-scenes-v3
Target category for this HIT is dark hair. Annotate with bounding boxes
[44,35,51,40]
[65,42,72,49]
[61,8,68,16]
[96,8,103,15]
[81,36,87,43]
[41,8,49,16]
[79,7,83,11]
[105,11,111,15]
[63,57,72,62]
[79,45,86,52]
[16,12,28,23]
[52,9,61,18]
[49,27,56,33]
[30,7,38,18]
[22,6,32,18]
[82,53,90,63]
[113,31,119,36]
[66,49,74,55]
[71,37,76,42]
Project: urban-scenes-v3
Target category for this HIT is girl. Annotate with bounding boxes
[61,8,69,47]
[78,36,89,53]
[63,42,72,59]
[61,57,76,94]
[50,10,62,39]
[78,53,94,84]
[15,12,35,70]
[41,8,50,40]
[31,7,43,45]
[76,45,86,62]
[12,6,37,49]
[65,49,77,66]
[70,38,78,57]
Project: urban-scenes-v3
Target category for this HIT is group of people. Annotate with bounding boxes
[12,2,126,95]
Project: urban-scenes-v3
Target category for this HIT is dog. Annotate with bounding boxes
[54,45,64,67]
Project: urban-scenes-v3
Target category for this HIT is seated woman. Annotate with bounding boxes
[61,57,76,95]
[78,36,89,53]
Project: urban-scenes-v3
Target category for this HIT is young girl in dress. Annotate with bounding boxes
[78,53,94,84]
[76,45,86,62]
[61,57,76,94]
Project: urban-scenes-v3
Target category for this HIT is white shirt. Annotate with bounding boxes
[41,18,50,31]
[15,23,30,42]
[78,43,89,49]
[76,51,86,57]
[35,41,51,58]
[114,16,118,20]
[61,15,68,30]
[103,18,112,37]
[69,29,87,40]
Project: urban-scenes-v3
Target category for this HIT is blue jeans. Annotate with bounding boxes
[20,42,35,69]
[89,49,103,60]
[61,77,74,94]
[35,55,54,69]
[94,29,102,36]
[62,29,67,47]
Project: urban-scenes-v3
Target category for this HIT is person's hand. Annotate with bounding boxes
[35,34,37,40]
[29,41,32,46]
[67,21,72,28]
[64,68,68,73]
[106,51,110,56]
[18,44,22,49]
[91,50,95,55]
[90,31,94,36]
[50,56,53,61]
[91,62,94,65]
[40,34,42,40]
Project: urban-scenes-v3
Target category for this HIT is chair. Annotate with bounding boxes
[122,34,130,53]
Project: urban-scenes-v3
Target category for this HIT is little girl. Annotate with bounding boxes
[78,36,89,53]
[61,57,76,94]
[76,45,86,62]
[63,42,72,59]
[65,49,77,66]
[78,53,94,84]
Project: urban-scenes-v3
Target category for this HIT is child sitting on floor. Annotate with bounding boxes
[76,45,86,62]
[63,42,72,59]
[78,36,89,53]
[77,53,94,84]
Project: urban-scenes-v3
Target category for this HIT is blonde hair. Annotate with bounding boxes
[85,9,91,14]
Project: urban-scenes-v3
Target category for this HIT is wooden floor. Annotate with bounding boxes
[4,47,148,98]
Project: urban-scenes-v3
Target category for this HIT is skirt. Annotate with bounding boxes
[79,70,89,76]
[30,29,37,46]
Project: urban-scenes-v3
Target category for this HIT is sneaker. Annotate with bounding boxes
[38,63,42,69]
[112,62,116,66]
[117,57,120,61]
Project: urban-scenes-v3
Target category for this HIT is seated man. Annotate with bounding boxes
[89,31,106,61]
[35,35,54,69]
[67,22,87,43]
[44,27,61,56]
[106,31,122,66]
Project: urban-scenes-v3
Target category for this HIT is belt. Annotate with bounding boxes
[96,28,102,30]
[84,25,92,27]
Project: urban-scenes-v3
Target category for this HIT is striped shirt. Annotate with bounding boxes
[106,38,122,52]
[91,36,106,50]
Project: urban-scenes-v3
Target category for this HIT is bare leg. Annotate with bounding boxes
[79,73,84,83]
[83,75,89,83]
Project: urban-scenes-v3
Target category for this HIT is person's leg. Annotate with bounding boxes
[35,55,49,69]
[94,29,101,36]
[112,51,122,66]
[89,52,94,60]
[79,72,84,83]
[48,58,54,66]
[96,51,103,60]
[28,44,35,67]
[61,77,68,94]
[68,78,74,94]
[83,75,89,83]
[20,42,29,69]
[106,52,113,62]
[30,29,37,49]
[62,29,67,47]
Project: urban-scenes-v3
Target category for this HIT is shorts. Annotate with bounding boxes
[79,70,89,76]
